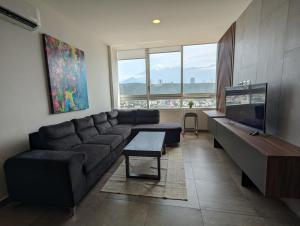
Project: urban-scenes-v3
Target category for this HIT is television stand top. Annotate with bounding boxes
[214,117,300,157]
[203,110,225,118]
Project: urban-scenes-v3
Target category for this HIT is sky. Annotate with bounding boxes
[118,43,217,82]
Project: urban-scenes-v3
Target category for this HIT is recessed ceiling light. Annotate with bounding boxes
[152,19,161,24]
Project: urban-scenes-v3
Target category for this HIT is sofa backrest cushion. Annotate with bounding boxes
[72,116,99,142]
[92,112,112,134]
[39,121,82,150]
[107,110,118,126]
[135,110,160,124]
[117,110,136,124]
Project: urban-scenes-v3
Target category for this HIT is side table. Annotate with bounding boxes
[183,112,198,136]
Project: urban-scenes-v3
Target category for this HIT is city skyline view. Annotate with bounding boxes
[117,44,217,108]
[118,43,217,86]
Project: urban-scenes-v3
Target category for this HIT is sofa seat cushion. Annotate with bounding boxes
[132,123,182,132]
[113,124,134,129]
[71,144,110,173]
[85,135,123,150]
[104,127,131,140]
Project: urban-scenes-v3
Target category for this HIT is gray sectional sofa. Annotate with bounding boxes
[4,109,181,211]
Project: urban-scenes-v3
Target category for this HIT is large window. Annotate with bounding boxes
[118,59,146,96]
[149,52,181,95]
[182,44,217,108]
[117,44,217,109]
[183,44,216,94]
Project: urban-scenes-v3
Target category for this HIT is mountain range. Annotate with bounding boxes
[120,66,216,84]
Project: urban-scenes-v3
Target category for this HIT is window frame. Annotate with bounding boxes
[118,43,217,109]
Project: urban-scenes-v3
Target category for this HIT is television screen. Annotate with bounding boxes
[225,83,267,132]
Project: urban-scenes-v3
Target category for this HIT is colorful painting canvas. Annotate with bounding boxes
[43,34,89,113]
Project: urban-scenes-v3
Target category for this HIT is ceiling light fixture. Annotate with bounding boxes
[152,19,161,24]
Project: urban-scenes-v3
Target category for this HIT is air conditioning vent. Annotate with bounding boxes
[0,0,41,31]
[0,6,38,29]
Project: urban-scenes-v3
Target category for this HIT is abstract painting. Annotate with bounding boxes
[43,34,89,113]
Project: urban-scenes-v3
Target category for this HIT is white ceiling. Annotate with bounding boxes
[43,0,251,49]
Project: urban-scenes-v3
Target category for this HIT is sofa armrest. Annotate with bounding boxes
[4,150,87,208]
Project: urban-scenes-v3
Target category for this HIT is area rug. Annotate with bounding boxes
[101,147,187,200]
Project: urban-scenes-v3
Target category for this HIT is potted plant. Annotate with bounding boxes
[188,100,194,109]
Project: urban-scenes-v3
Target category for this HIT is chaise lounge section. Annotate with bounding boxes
[4,109,182,211]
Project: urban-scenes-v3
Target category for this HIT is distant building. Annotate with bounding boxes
[190,77,196,84]
[159,79,163,84]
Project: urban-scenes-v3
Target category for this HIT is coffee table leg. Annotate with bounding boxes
[125,155,161,180]
[125,155,130,178]
[157,156,161,180]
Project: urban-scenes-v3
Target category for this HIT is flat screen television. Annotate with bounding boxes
[225,83,267,133]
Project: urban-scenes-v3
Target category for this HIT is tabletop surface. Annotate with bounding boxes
[124,131,165,153]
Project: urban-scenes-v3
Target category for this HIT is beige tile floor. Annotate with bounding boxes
[0,132,299,226]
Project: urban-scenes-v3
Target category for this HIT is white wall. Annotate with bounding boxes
[234,0,300,217]
[0,0,111,200]
[160,109,209,131]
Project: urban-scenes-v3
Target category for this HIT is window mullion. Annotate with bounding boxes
[145,48,150,109]
[180,45,184,108]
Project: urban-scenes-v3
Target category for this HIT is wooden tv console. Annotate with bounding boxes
[205,111,300,198]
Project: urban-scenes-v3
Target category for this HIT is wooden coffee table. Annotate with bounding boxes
[123,131,166,180]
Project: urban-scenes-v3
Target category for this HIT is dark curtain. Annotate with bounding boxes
[216,22,236,113]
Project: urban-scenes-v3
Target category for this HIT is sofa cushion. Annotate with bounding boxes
[135,110,160,124]
[92,112,108,124]
[39,121,82,150]
[71,144,110,173]
[85,135,123,150]
[72,116,99,142]
[107,110,118,119]
[40,121,76,139]
[107,110,118,126]
[92,113,112,134]
[109,119,118,126]
[117,110,136,124]
[45,136,82,151]
[104,127,131,140]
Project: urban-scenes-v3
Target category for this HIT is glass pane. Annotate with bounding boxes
[182,97,216,108]
[226,95,250,106]
[149,52,181,94]
[251,93,265,104]
[149,99,181,109]
[183,44,217,94]
[118,59,146,96]
[120,99,148,109]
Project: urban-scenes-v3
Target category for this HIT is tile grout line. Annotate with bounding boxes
[142,203,151,226]
[187,138,207,226]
